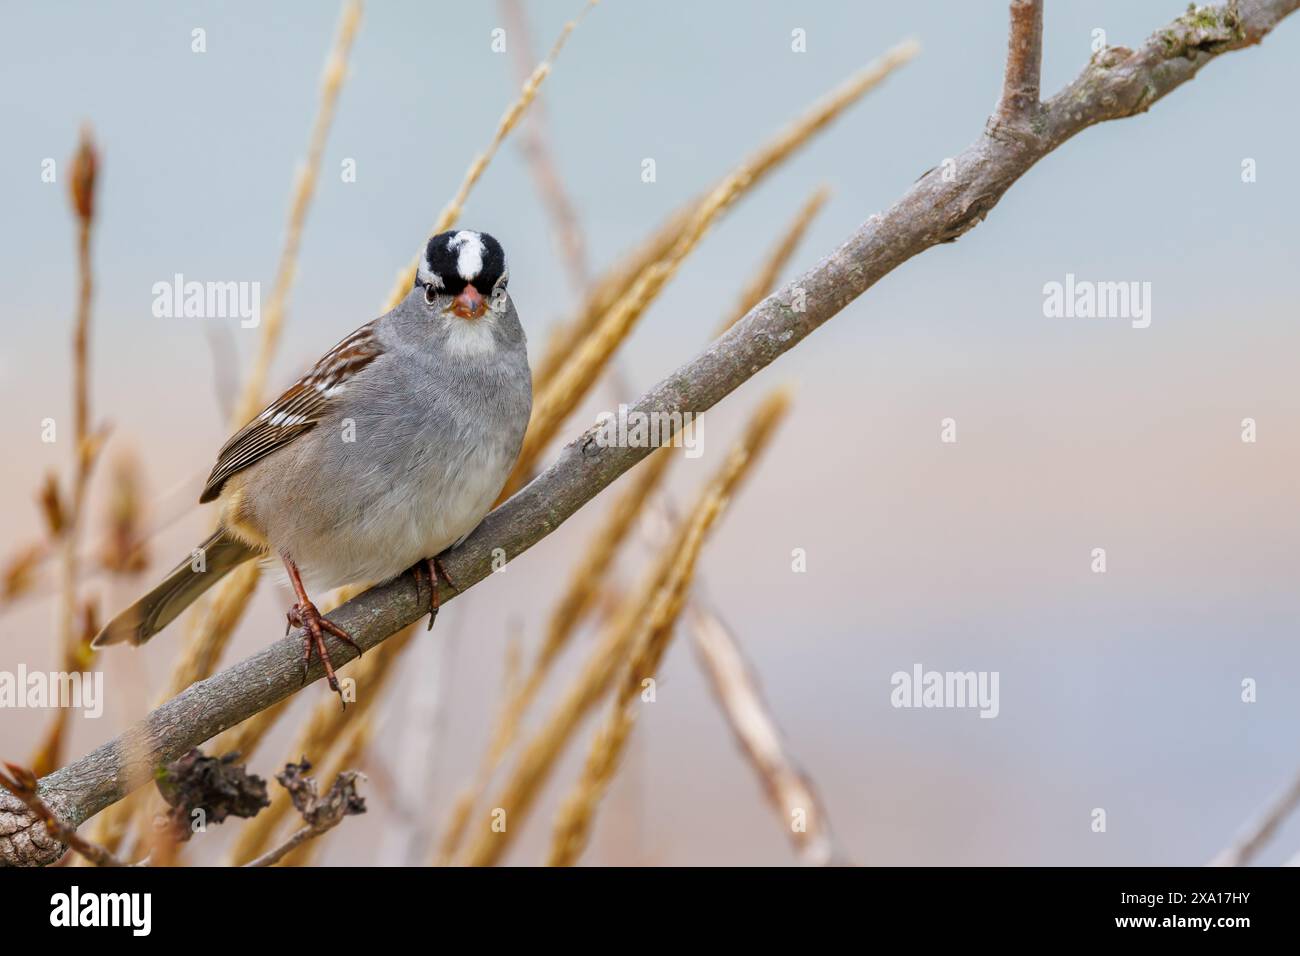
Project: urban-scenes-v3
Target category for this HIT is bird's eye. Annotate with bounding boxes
[424,283,438,306]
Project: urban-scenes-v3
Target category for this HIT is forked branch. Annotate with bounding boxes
[997,0,1044,124]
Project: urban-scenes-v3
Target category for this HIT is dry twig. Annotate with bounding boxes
[507,44,916,495]
[242,760,366,867]
[547,460,756,865]
[468,389,790,866]
[530,42,918,393]
[31,126,102,779]
[276,717,373,866]
[206,4,591,852]
[689,606,840,865]
[1208,768,1300,866]
[444,188,823,860]
[501,0,591,296]
[85,2,364,861]
[0,763,124,867]
[225,621,419,864]
[167,0,364,697]
[382,0,598,311]
[434,447,673,863]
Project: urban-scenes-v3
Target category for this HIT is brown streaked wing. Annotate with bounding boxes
[199,323,383,503]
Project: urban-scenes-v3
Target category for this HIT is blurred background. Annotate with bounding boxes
[1,0,1298,865]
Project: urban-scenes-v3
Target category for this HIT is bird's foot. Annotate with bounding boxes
[287,600,362,706]
[413,556,458,630]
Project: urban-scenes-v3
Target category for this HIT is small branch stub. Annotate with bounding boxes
[997,0,1044,125]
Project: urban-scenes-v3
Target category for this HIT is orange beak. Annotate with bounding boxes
[449,285,486,319]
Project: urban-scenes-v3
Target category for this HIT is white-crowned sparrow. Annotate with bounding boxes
[93,230,533,697]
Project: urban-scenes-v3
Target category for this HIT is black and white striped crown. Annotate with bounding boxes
[416,230,507,295]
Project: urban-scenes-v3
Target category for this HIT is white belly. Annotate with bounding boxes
[290,437,513,590]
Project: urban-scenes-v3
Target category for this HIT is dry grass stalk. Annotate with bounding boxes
[740,39,917,183]
[521,447,674,711]
[434,446,673,864]
[464,387,791,866]
[166,562,262,700]
[98,451,150,574]
[502,167,755,500]
[689,605,840,866]
[607,210,839,864]
[188,0,579,803]
[575,187,830,866]
[501,0,591,296]
[1,543,44,604]
[225,622,416,865]
[38,473,66,537]
[382,0,598,312]
[253,4,598,852]
[31,126,101,780]
[531,207,690,393]
[160,0,363,694]
[92,6,364,860]
[506,43,914,497]
[159,0,363,707]
[143,801,182,868]
[212,695,295,760]
[547,492,723,866]
[232,0,362,431]
[79,791,140,863]
[529,40,916,396]
[432,786,477,866]
[69,126,97,455]
[547,703,635,866]
[716,185,830,336]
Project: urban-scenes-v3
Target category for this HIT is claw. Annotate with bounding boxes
[433,555,460,594]
[287,600,355,705]
[281,555,360,705]
[320,616,362,657]
[412,558,440,630]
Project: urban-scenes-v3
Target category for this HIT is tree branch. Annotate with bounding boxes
[0,763,126,867]
[4,0,1295,866]
[1208,767,1300,866]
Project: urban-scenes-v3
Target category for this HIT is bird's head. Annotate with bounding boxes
[415,229,508,320]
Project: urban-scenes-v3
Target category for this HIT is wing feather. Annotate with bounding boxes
[199,324,382,503]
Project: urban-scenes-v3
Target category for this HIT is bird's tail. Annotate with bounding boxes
[92,529,259,648]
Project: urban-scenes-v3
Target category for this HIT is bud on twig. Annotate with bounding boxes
[68,125,98,225]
